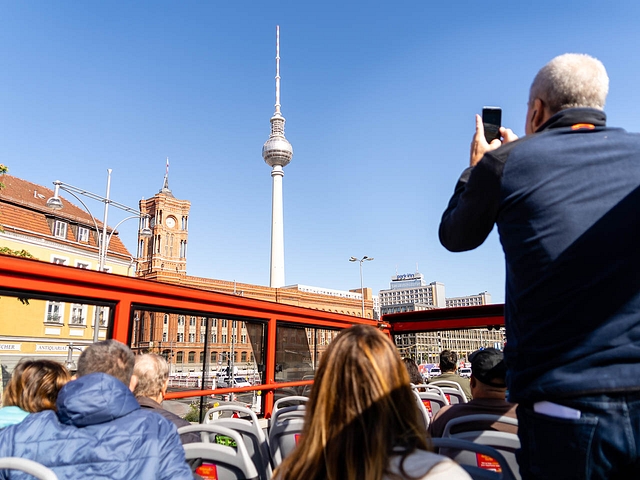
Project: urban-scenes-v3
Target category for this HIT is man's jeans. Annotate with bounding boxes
[516,392,640,479]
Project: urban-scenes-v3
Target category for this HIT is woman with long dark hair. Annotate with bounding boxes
[274,325,469,480]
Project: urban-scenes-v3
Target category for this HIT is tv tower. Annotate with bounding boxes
[262,25,293,288]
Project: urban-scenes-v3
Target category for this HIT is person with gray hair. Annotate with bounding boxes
[0,340,193,479]
[134,354,199,444]
[440,53,640,478]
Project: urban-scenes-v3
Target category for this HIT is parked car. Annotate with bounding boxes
[429,367,441,377]
[459,367,472,378]
[216,377,252,388]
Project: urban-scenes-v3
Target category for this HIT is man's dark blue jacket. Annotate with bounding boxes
[439,108,640,403]
[0,373,193,479]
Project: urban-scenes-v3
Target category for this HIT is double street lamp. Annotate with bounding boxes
[349,256,374,318]
[46,169,152,342]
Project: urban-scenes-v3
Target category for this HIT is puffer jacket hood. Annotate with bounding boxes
[57,372,139,426]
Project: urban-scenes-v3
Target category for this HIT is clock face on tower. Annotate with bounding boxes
[165,217,176,229]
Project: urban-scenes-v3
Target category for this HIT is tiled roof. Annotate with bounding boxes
[0,175,131,258]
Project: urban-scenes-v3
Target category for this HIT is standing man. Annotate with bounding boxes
[429,350,472,400]
[439,53,640,478]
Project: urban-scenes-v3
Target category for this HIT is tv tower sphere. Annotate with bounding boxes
[262,115,293,167]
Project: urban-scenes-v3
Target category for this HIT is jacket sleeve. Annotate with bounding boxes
[157,422,195,480]
[439,153,504,252]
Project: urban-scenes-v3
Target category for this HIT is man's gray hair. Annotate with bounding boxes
[529,53,609,114]
[133,354,169,398]
[76,339,135,386]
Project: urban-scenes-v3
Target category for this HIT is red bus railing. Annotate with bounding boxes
[0,254,379,417]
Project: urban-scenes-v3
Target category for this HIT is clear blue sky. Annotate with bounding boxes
[2,1,640,303]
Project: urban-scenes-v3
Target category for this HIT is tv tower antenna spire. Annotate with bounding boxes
[262,26,293,288]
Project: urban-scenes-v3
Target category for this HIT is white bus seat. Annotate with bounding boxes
[442,415,520,480]
[0,458,59,480]
[412,389,431,430]
[179,424,259,480]
[442,414,518,437]
[268,396,307,430]
[204,404,272,479]
[412,385,449,419]
[429,380,469,403]
[268,414,305,467]
[430,438,517,480]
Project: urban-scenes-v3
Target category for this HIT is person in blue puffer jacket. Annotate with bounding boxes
[0,340,193,479]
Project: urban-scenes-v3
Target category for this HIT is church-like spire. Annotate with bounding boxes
[160,157,173,197]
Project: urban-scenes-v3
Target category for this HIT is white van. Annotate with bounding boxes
[459,367,472,378]
[429,367,441,377]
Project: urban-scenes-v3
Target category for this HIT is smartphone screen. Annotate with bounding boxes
[482,106,502,143]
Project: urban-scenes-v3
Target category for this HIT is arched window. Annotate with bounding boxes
[188,351,195,363]
[176,351,183,363]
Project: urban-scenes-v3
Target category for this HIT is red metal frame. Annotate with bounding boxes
[383,304,504,334]
[0,254,378,415]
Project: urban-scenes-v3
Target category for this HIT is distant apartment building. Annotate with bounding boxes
[379,272,503,364]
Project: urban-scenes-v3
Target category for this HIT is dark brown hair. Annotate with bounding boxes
[274,325,430,480]
[439,350,458,372]
[3,359,71,412]
[403,357,424,386]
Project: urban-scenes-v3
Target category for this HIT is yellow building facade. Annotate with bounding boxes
[0,175,133,372]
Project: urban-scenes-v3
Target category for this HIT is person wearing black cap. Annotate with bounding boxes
[429,348,517,438]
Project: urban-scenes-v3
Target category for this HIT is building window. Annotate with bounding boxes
[54,220,67,239]
[94,307,108,327]
[178,315,185,326]
[210,351,217,363]
[52,257,67,265]
[241,334,247,344]
[190,316,196,326]
[211,332,217,343]
[189,333,195,342]
[77,227,89,242]
[162,332,167,342]
[241,352,247,362]
[45,302,63,324]
[201,317,207,327]
[221,334,227,344]
[212,318,218,328]
[75,261,90,269]
[222,319,227,328]
[164,314,169,325]
[176,351,183,363]
[70,304,86,325]
[199,351,205,363]
[177,332,184,342]
[188,351,195,363]
[199,333,205,343]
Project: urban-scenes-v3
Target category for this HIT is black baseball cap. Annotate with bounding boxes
[469,348,506,387]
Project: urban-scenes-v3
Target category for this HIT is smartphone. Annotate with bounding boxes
[482,106,502,143]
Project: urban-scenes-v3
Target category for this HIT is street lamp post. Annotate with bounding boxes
[349,256,374,318]
[46,169,152,343]
[65,343,85,372]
